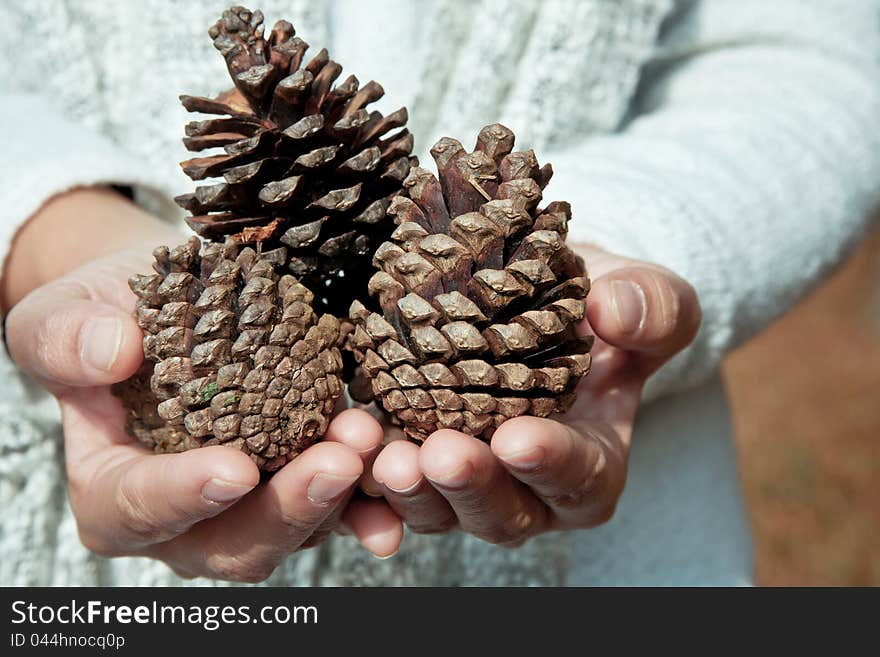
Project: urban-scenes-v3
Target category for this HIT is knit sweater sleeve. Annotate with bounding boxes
[0,94,181,281]
[549,0,880,400]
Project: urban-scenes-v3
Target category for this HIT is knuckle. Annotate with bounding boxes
[580,499,619,529]
[207,554,276,583]
[115,477,164,545]
[479,508,542,546]
[168,565,198,581]
[8,281,89,375]
[593,500,618,525]
[276,508,319,538]
[300,529,332,549]
[272,490,326,538]
[496,536,529,550]
[558,447,626,528]
[483,527,522,546]
[681,282,702,341]
[645,271,682,340]
[647,270,700,346]
[544,489,590,509]
[69,475,123,557]
[546,448,607,510]
[408,514,459,535]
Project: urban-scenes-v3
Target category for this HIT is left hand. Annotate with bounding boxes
[371,244,701,546]
[1,188,404,578]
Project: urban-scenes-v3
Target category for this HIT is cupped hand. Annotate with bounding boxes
[371,244,701,546]
[5,246,403,581]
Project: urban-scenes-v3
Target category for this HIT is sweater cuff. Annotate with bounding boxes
[0,94,182,284]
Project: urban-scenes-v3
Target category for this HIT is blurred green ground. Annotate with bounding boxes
[723,223,880,586]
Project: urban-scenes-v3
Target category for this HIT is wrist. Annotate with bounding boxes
[1,186,181,311]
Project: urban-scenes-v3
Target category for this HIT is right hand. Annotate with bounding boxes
[3,189,403,581]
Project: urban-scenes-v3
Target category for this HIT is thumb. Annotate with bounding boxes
[70,443,260,555]
[586,265,701,372]
[6,280,143,388]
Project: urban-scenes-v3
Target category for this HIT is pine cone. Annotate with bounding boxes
[347,124,592,442]
[113,237,345,472]
[176,6,415,315]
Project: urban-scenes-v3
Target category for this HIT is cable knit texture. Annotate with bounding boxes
[0,0,878,586]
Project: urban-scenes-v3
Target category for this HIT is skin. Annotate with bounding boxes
[1,187,700,580]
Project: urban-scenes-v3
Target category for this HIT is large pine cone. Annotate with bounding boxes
[113,237,345,472]
[176,6,415,315]
[347,124,593,442]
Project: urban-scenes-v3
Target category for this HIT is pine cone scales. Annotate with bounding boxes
[348,124,593,442]
[176,6,415,315]
[114,237,345,471]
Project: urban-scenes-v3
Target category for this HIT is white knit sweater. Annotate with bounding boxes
[0,0,878,586]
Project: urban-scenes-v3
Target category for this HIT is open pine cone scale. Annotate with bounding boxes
[175,6,415,315]
[348,124,593,442]
[113,237,345,472]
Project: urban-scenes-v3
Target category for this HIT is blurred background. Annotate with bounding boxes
[724,221,879,586]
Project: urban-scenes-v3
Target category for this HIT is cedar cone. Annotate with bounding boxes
[176,6,415,315]
[113,237,345,472]
[347,124,592,442]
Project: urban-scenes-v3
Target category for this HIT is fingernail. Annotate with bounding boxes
[374,548,399,561]
[361,526,402,560]
[499,446,545,472]
[361,482,385,498]
[307,472,360,505]
[426,462,473,490]
[81,317,123,372]
[609,280,646,334]
[201,478,254,503]
[384,476,424,496]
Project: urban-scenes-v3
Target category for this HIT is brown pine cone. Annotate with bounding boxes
[176,6,415,315]
[347,124,593,442]
[113,237,345,472]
